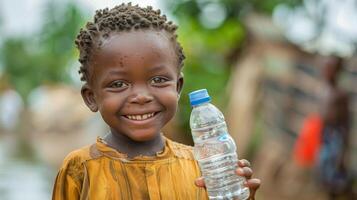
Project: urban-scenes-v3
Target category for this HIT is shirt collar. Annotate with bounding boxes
[95,136,174,161]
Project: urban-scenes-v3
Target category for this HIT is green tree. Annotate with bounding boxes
[0,1,87,159]
[162,0,303,138]
[0,1,85,104]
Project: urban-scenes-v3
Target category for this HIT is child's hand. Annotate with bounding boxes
[195,159,261,200]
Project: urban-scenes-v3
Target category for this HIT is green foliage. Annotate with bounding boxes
[176,17,245,132]
[165,0,303,19]
[0,2,85,103]
[0,14,3,34]
[163,0,247,134]
[163,0,303,135]
[249,0,303,13]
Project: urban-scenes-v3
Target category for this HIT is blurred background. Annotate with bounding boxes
[0,0,356,199]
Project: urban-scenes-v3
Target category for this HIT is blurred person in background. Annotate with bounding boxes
[317,56,353,200]
[293,56,354,199]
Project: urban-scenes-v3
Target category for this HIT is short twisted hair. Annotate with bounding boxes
[75,3,185,82]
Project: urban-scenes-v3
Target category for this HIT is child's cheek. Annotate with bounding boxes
[99,95,122,113]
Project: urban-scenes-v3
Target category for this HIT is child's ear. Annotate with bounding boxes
[177,72,184,96]
[81,83,98,112]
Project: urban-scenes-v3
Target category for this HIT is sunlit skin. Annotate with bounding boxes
[81,29,260,198]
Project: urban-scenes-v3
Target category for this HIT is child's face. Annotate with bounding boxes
[82,30,183,142]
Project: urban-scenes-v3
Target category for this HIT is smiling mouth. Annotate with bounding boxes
[123,112,159,121]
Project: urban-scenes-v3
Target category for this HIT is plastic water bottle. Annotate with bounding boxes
[189,89,250,200]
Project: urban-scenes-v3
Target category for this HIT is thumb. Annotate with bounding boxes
[194,177,206,188]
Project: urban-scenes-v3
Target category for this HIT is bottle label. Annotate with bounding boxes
[218,133,229,142]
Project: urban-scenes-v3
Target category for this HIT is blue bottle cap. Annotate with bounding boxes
[188,89,211,106]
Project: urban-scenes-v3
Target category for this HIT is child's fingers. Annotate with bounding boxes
[236,167,253,179]
[244,178,261,189]
[244,178,261,200]
[194,177,206,188]
[238,159,251,167]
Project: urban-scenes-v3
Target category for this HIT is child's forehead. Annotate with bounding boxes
[87,29,179,77]
[102,30,172,48]
[95,30,176,59]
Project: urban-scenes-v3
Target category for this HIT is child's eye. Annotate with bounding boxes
[109,80,129,88]
[150,77,168,84]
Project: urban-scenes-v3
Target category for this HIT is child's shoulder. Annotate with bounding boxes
[167,139,195,160]
[54,144,99,187]
[60,143,98,169]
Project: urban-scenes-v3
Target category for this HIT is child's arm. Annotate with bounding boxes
[194,159,261,200]
[52,156,85,200]
[52,169,81,200]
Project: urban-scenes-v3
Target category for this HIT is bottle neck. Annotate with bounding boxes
[192,101,210,108]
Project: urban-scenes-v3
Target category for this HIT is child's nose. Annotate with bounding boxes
[129,89,154,105]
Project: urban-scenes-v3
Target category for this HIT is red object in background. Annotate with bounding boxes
[293,114,323,167]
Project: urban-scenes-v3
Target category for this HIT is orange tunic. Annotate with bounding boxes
[52,137,208,200]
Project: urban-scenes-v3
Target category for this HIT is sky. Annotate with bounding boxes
[273,0,357,57]
[0,0,163,37]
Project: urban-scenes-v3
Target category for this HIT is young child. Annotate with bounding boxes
[52,3,260,200]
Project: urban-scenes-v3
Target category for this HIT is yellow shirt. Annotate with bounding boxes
[52,137,208,200]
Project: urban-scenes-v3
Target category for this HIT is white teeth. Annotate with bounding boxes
[125,112,155,121]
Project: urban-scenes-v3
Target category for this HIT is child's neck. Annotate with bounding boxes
[104,129,165,158]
